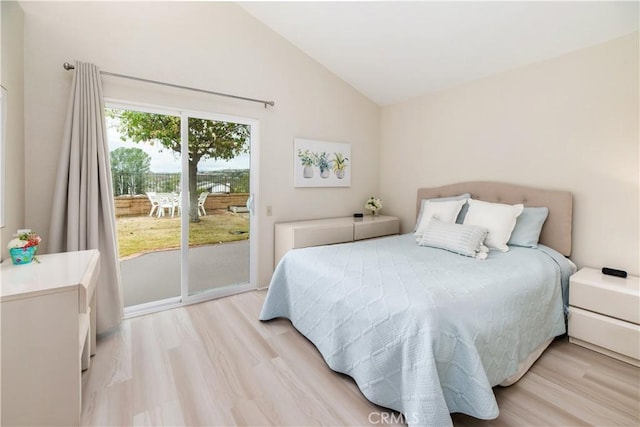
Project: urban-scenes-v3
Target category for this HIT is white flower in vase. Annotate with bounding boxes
[365,197,383,216]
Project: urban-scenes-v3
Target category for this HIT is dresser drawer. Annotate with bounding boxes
[292,224,353,249]
[274,216,400,267]
[568,306,640,360]
[570,272,639,324]
[354,218,399,240]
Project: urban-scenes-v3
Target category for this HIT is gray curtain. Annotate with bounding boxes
[49,61,123,334]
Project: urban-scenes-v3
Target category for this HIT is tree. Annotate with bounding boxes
[108,109,249,221]
[110,147,151,196]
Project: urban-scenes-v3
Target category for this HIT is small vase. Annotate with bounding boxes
[9,246,38,265]
[372,210,379,217]
[303,165,313,178]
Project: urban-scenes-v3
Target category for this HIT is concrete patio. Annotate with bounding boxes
[121,240,250,307]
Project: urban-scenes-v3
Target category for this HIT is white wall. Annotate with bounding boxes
[22,1,380,286]
[0,1,25,260]
[381,32,639,275]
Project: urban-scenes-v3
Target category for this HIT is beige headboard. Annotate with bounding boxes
[417,182,573,256]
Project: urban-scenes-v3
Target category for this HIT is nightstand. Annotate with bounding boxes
[274,215,400,267]
[568,267,639,366]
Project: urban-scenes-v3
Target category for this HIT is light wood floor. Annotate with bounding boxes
[82,290,640,426]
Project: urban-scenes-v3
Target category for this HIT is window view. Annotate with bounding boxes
[106,107,251,308]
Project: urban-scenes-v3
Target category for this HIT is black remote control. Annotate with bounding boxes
[602,267,627,278]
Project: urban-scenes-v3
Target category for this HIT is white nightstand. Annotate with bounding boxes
[568,267,639,366]
[274,215,400,267]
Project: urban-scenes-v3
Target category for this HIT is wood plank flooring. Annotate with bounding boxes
[82,290,640,426]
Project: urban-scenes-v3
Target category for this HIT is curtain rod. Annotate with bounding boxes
[63,62,275,108]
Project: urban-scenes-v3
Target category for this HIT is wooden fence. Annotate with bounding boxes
[114,193,250,217]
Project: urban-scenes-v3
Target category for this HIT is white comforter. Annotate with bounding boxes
[260,234,570,426]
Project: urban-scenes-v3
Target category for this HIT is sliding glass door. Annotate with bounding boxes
[183,114,253,301]
[106,102,257,313]
[108,107,183,308]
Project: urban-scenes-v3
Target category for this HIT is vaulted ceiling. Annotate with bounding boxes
[240,1,639,106]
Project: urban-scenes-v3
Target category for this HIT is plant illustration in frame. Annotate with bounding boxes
[332,152,349,179]
[294,138,351,187]
[297,149,314,178]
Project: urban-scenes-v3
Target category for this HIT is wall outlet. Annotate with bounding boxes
[266,205,272,216]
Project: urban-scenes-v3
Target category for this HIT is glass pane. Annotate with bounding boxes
[187,117,250,296]
[107,108,182,307]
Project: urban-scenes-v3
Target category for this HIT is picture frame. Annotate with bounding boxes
[294,138,351,187]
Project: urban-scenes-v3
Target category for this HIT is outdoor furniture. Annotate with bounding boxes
[146,192,159,217]
[157,193,178,218]
[198,192,208,216]
[174,193,181,216]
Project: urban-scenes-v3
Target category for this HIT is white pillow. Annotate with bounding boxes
[414,198,467,237]
[418,219,490,259]
[463,199,524,252]
[413,193,471,231]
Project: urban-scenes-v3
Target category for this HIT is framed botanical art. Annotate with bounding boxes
[294,138,351,187]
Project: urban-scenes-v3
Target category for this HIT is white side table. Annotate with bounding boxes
[1,250,100,426]
[568,267,639,366]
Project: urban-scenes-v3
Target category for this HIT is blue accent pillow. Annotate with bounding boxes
[414,193,471,231]
[508,207,549,248]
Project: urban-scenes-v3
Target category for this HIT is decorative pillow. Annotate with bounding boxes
[418,219,489,259]
[463,199,524,252]
[414,193,471,231]
[508,206,549,248]
[414,198,467,238]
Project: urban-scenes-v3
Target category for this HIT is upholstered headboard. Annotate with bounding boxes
[417,182,573,256]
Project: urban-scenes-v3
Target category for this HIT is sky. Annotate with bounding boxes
[106,117,250,173]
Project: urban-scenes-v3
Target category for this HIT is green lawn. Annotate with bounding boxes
[116,210,249,259]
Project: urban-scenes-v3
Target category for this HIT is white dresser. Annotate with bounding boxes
[274,215,400,266]
[568,267,639,366]
[1,250,100,426]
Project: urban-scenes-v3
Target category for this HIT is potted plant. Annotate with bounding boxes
[365,197,383,216]
[297,149,315,178]
[7,230,41,265]
[314,152,331,179]
[332,152,349,179]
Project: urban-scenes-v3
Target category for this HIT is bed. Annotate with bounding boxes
[260,182,574,426]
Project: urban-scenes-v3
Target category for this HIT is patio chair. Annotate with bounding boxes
[174,193,181,216]
[198,192,208,216]
[146,192,159,217]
